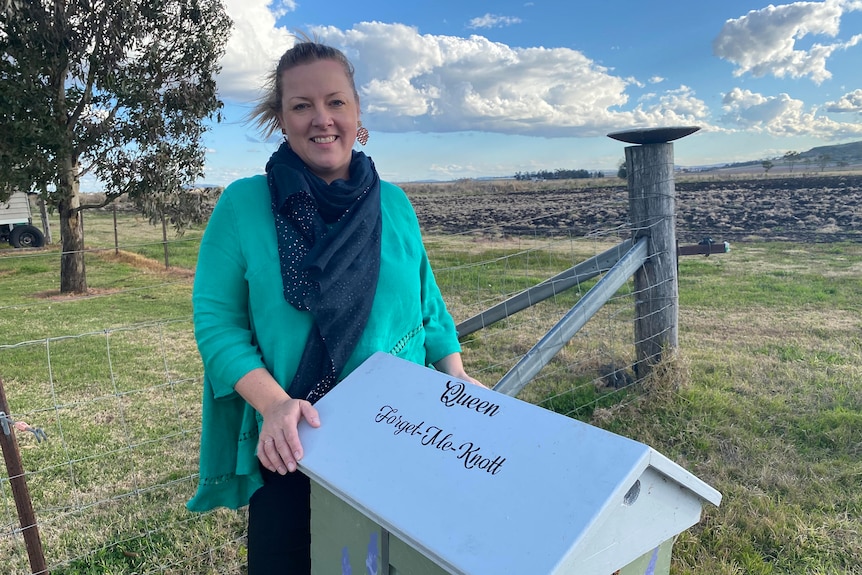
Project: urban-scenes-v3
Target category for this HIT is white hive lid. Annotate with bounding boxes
[299,352,721,575]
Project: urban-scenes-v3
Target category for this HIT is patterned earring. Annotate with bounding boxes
[356,121,369,146]
[282,130,288,143]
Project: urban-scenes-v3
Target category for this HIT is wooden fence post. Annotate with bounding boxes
[0,376,48,575]
[610,127,699,378]
[113,203,119,255]
[627,142,678,376]
[37,196,53,245]
[160,211,170,269]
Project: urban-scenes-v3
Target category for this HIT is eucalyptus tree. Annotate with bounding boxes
[783,150,800,173]
[0,0,231,293]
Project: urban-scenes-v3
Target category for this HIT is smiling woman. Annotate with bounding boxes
[250,41,364,183]
[187,37,483,575]
[277,59,361,183]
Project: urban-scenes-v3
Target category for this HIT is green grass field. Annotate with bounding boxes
[1,209,861,574]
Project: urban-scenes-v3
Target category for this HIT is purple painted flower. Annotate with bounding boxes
[366,532,379,575]
[342,546,352,575]
[644,546,659,575]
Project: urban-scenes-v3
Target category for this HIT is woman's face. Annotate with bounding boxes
[278,59,360,184]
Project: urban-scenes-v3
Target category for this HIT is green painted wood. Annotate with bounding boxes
[618,536,675,575]
[389,535,449,575]
[311,481,385,575]
[313,476,676,575]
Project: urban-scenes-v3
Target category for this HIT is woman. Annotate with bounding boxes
[188,39,480,573]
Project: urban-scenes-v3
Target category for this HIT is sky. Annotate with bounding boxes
[197,0,862,186]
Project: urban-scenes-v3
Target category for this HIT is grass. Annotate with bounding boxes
[1,209,862,573]
[611,242,862,575]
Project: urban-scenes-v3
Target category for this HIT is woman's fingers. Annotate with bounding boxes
[257,436,281,473]
[299,401,321,428]
[456,373,486,388]
[258,432,296,474]
[257,398,321,474]
[281,422,303,472]
[257,438,273,472]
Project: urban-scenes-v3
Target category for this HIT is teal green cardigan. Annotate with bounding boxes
[188,175,461,512]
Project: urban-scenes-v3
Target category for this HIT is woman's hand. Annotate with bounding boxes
[257,397,320,475]
[234,367,321,475]
[434,352,486,388]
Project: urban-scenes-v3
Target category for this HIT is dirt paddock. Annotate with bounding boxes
[407,174,862,243]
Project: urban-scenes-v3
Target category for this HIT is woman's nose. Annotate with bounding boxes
[312,107,333,127]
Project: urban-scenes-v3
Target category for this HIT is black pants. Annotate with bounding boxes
[247,467,311,574]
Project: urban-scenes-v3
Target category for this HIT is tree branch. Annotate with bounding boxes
[67,25,104,130]
[73,184,131,212]
[73,103,120,159]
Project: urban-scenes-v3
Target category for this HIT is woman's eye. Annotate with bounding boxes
[292,103,310,111]
[330,100,345,107]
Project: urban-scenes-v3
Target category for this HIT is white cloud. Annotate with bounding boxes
[630,86,712,129]
[720,87,862,137]
[649,76,665,84]
[216,0,296,101]
[825,88,862,112]
[467,14,522,29]
[307,22,711,137]
[215,12,713,138]
[82,104,110,123]
[712,0,862,83]
[427,162,485,179]
[269,0,298,19]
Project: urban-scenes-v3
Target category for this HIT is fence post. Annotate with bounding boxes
[113,203,119,255]
[0,376,48,575]
[37,196,53,245]
[160,211,170,269]
[609,127,699,378]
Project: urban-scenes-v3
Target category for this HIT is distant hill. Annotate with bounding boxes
[801,140,862,162]
[690,139,862,174]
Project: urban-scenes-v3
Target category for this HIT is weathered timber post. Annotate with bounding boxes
[608,126,700,378]
[160,211,170,269]
[113,203,120,255]
[0,377,48,575]
[37,195,53,245]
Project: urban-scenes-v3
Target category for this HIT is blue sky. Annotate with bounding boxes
[197,0,862,186]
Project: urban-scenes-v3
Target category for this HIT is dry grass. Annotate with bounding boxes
[94,250,195,275]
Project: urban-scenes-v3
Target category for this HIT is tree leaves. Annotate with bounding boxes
[2,0,229,204]
[1,0,230,291]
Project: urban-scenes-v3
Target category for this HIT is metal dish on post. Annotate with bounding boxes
[607,126,701,145]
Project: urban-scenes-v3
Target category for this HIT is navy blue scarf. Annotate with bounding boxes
[266,143,381,403]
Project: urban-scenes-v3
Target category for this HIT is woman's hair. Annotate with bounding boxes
[249,34,359,139]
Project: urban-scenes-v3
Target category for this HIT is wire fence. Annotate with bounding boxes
[0,195,662,574]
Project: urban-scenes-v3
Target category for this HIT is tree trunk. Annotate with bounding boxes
[59,155,87,294]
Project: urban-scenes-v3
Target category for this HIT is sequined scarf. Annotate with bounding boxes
[266,143,382,403]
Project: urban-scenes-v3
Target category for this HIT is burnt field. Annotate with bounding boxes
[407,174,862,244]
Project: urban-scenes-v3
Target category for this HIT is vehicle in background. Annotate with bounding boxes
[0,191,46,248]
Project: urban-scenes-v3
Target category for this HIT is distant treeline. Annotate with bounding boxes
[514,169,605,181]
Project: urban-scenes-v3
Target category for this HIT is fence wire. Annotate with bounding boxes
[0,199,674,574]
